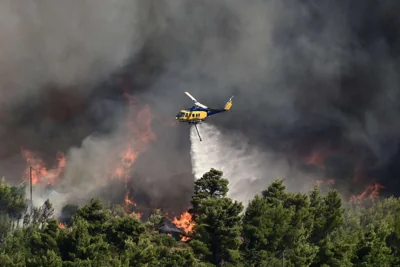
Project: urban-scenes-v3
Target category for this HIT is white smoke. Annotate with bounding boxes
[190,123,315,206]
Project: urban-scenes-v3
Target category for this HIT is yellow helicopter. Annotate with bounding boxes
[175,92,233,141]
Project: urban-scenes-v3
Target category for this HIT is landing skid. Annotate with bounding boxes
[186,121,203,141]
[194,124,202,141]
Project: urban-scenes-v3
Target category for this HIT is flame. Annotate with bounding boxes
[114,144,138,182]
[173,211,195,241]
[124,191,136,207]
[123,191,142,221]
[304,150,335,169]
[58,222,65,229]
[112,95,155,182]
[19,86,157,221]
[22,149,66,185]
[123,191,137,214]
[131,105,156,143]
[350,183,385,204]
[113,94,156,216]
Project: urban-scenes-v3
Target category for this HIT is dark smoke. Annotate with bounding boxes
[1,1,400,213]
[141,0,400,199]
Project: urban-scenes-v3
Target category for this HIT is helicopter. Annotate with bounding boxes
[175,92,233,141]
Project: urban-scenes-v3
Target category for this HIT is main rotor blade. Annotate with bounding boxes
[184,91,208,108]
[185,92,197,102]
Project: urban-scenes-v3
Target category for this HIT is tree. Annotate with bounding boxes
[75,198,110,235]
[0,178,27,235]
[189,168,243,267]
[242,180,318,266]
[39,199,55,228]
[0,173,399,267]
[242,194,292,266]
[190,168,229,218]
[106,215,145,250]
[310,188,351,266]
[145,209,163,230]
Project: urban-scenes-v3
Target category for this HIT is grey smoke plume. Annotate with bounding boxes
[1,0,400,214]
[0,0,157,210]
[0,0,151,107]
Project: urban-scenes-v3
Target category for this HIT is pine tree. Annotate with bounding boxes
[190,168,243,267]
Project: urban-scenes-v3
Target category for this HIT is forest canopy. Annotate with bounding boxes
[0,169,399,267]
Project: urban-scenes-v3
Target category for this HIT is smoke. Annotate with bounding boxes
[0,0,154,107]
[0,0,160,210]
[1,0,400,214]
[190,123,315,206]
[143,0,400,197]
[0,0,156,165]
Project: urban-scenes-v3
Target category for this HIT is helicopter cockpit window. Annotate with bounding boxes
[176,112,185,118]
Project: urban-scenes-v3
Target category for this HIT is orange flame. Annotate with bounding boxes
[173,211,195,241]
[112,95,156,183]
[58,222,65,229]
[122,191,142,220]
[22,150,66,185]
[113,95,156,217]
[350,183,385,204]
[304,150,336,169]
[20,88,157,223]
[124,191,136,207]
[114,144,138,182]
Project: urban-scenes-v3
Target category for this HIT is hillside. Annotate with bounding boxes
[0,168,399,267]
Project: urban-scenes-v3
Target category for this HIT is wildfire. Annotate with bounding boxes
[304,149,336,170]
[173,211,195,241]
[124,191,136,207]
[112,94,156,216]
[22,149,66,185]
[122,191,143,220]
[58,222,65,229]
[112,96,156,179]
[114,144,138,182]
[350,183,385,204]
[19,84,157,224]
